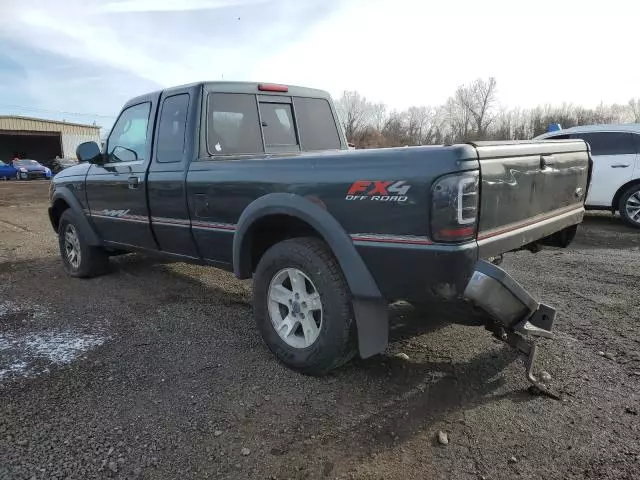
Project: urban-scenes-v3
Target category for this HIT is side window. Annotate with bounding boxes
[574,132,635,156]
[106,102,151,163]
[293,98,341,151]
[207,93,263,155]
[258,102,298,152]
[633,134,640,154]
[156,94,189,163]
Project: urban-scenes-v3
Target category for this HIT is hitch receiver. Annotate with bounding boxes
[464,260,561,400]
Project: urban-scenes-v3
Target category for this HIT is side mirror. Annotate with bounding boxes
[76,142,102,164]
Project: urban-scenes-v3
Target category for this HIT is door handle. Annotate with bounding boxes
[128,176,140,189]
[611,164,630,168]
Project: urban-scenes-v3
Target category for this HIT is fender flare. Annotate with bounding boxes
[233,193,388,358]
[49,188,102,246]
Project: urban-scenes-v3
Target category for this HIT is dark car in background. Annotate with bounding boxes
[13,159,51,180]
[42,157,79,174]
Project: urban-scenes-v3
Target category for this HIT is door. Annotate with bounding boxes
[570,131,636,207]
[147,89,200,258]
[0,161,16,179]
[85,99,158,249]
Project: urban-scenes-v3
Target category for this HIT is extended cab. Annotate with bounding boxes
[48,82,591,391]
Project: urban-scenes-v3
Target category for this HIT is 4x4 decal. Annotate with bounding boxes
[99,209,131,217]
[345,181,411,203]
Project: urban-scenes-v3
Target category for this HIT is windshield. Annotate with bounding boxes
[14,160,39,166]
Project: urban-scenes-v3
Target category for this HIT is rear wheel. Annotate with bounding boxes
[253,237,357,375]
[619,184,640,229]
[58,209,109,277]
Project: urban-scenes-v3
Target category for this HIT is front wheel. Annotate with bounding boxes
[253,237,357,376]
[16,172,28,180]
[619,184,640,229]
[58,210,109,277]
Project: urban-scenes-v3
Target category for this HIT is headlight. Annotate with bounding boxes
[19,167,27,172]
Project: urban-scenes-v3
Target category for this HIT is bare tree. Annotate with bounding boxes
[629,98,640,122]
[406,106,439,145]
[334,91,373,142]
[455,77,498,140]
[443,95,472,143]
[334,77,639,149]
[382,110,408,146]
[370,103,388,132]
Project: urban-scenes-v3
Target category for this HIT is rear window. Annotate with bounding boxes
[207,93,263,155]
[206,93,341,156]
[259,102,298,152]
[294,98,341,151]
[573,132,635,156]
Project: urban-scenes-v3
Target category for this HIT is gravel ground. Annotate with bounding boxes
[1,181,639,480]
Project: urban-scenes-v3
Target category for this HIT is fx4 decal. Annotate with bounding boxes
[345,181,411,203]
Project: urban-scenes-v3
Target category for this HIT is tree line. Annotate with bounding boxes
[335,78,640,148]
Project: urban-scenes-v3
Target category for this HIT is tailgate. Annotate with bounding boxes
[472,140,590,257]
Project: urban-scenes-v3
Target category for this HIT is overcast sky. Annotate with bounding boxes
[0,0,638,129]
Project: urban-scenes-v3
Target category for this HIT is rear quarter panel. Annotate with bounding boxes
[186,145,479,239]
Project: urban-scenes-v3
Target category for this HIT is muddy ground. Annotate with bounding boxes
[0,180,639,480]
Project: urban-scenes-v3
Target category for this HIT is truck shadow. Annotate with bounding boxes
[107,255,533,453]
[572,213,640,250]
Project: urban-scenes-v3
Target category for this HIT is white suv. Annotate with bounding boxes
[536,124,640,228]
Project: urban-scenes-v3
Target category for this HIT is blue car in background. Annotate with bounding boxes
[12,159,52,180]
[0,160,18,180]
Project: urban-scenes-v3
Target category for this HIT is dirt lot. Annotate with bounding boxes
[1,181,639,480]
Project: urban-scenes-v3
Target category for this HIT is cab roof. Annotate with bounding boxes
[127,81,332,106]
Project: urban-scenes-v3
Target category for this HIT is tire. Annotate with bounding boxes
[253,237,357,376]
[58,209,109,277]
[618,184,640,229]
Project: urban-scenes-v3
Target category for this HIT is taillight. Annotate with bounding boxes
[430,171,479,243]
[258,83,289,92]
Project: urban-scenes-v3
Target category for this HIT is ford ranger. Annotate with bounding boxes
[48,81,591,395]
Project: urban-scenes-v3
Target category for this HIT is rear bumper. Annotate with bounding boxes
[463,259,555,334]
[477,204,584,258]
[22,171,47,179]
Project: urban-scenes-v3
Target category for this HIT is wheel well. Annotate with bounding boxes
[50,198,70,231]
[247,214,323,273]
[612,179,640,211]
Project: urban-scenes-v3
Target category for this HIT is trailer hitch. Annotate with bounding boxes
[487,319,561,400]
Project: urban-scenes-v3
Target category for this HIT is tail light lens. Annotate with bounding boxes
[431,171,479,242]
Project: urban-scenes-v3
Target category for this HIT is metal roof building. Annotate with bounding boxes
[0,115,101,162]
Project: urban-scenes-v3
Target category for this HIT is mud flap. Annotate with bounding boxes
[464,260,560,399]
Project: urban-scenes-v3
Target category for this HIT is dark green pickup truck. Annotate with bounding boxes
[48,81,591,393]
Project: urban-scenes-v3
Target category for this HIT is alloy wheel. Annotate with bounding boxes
[267,267,323,349]
[64,224,82,269]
